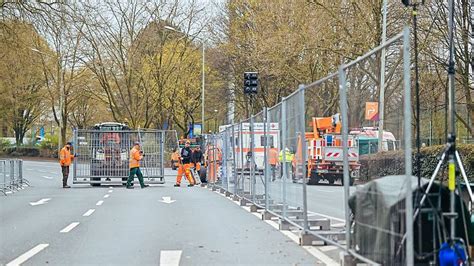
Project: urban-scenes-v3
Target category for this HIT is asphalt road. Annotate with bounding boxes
[1,160,320,266]
[224,174,354,221]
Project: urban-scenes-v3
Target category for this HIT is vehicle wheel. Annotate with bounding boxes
[91,177,101,186]
[307,172,319,185]
[328,177,335,185]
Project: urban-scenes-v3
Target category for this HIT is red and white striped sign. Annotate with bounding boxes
[325,152,341,158]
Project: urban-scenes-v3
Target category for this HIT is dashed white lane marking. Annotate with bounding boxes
[160,250,182,266]
[108,190,113,193]
[83,209,95,217]
[60,222,80,233]
[103,194,110,198]
[96,200,104,206]
[109,186,113,189]
[42,176,53,179]
[6,243,49,266]
[29,198,51,206]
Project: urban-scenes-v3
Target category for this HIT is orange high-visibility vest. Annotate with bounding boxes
[269,148,279,165]
[129,147,142,168]
[59,147,74,166]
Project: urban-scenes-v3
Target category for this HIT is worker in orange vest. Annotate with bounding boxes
[59,142,75,188]
[174,140,195,187]
[126,142,149,189]
[268,146,279,181]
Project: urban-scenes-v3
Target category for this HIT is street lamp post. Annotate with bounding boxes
[164,26,205,133]
[202,44,205,134]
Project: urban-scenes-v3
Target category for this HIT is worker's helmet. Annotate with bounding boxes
[134,141,140,146]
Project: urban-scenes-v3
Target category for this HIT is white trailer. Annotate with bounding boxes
[220,123,279,171]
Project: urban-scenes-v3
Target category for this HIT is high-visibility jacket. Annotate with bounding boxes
[129,147,143,168]
[59,147,74,166]
[268,148,279,165]
[279,150,294,163]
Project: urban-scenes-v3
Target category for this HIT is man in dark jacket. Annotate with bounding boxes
[174,141,194,187]
[192,146,204,171]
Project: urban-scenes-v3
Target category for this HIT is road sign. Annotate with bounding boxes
[365,102,379,121]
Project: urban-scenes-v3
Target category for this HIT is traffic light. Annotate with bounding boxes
[244,72,258,94]
[401,0,425,6]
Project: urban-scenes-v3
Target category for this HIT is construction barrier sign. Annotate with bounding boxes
[365,102,379,121]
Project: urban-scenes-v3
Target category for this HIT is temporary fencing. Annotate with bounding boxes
[0,159,27,195]
[73,129,178,185]
[207,27,412,264]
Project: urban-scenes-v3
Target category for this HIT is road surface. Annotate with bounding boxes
[1,160,329,265]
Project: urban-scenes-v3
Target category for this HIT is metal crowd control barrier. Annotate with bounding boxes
[1,159,28,195]
[207,28,411,265]
[73,129,175,186]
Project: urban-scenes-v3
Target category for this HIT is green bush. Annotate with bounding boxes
[39,134,59,150]
[359,144,474,182]
[0,138,11,153]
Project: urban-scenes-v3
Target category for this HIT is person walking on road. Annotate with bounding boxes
[126,142,149,189]
[175,141,195,187]
[59,142,75,188]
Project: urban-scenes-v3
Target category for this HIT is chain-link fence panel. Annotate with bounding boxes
[0,160,6,195]
[341,29,413,265]
[251,110,266,205]
[266,103,284,216]
[0,159,26,195]
[73,129,167,185]
[280,89,306,225]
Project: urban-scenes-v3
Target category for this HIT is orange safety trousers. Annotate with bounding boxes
[176,163,194,185]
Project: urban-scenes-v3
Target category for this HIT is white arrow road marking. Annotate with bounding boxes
[103,194,110,198]
[83,209,95,217]
[42,176,53,180]
[6,243,49,266]
[96,200,104,206]
[160,250,182,266]
[60,222,79,233]
[29,198,51,206]
[160,197,176,204]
